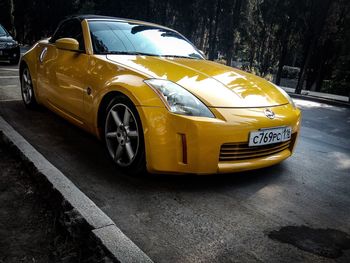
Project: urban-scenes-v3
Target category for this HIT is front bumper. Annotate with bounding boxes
[0,46,20,61]
[139,104,301,174]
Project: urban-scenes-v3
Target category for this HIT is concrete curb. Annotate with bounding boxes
[0,116,153,263]
[288,92,350,108]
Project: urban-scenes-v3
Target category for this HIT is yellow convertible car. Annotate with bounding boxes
[20,15,301,174]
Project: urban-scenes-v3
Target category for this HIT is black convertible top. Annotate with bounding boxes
[60,14,171,31]
[64,14,150,25]
[71,14,118,21]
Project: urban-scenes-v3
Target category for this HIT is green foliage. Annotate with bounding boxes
[1,0,348,97]
[78,0,96,14]
[327,53,350,96]
[0,0,13,33]
[282,66,300,79]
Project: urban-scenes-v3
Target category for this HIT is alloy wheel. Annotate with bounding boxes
[21,68,33,104]
[105,103,140,167]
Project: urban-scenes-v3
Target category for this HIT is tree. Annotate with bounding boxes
[218,0,244,66]
[0,0,12,32]
[2,0,348,98]
[295,0,332,94]
[274,0,305,85]
[208,0,222,60]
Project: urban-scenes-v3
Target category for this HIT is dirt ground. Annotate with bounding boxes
[0,144,83,263]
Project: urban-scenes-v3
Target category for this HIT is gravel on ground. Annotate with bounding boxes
[0,143,85,263]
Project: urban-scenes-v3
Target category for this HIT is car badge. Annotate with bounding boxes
[264,108,275,119]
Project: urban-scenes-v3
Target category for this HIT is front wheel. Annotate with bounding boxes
[21,66,38,109]
[104,96,146,175]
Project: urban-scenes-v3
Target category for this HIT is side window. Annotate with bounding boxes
[51,19,85,52]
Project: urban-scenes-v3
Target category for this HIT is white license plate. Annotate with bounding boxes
[249,126,292,147]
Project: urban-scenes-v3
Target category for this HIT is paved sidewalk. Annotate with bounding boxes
[281,86,350,107]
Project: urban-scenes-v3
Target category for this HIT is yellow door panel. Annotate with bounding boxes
[37,43,88,123]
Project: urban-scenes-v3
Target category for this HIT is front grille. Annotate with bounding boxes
[219,134,296,162]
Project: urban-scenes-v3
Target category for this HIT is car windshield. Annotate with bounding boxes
[0,25,8,36]
[88,20,203,59]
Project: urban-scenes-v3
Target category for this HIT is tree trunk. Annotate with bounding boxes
[295,0,332,94]
[226,52,233,66]
[207,4,214,58]
[208,0,221,61]
[249,43,255,70]
[275,20,292,85]
[296,43,313,93]
[160,0,169,25]
[10,0,15,35]
[275,41,288,85]
[198,18,206,51]
[225,0,243,66]
[314,64,326,92]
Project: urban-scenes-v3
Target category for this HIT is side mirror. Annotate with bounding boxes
[55,38,79,52]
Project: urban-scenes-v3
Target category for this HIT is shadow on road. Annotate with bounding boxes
[0,62,18,67]
[0,100,284,194]
[2,99,350,262]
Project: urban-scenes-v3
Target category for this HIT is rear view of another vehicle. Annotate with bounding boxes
[0,24,20,65]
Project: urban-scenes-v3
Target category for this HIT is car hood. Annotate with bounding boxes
[106,55,289,108]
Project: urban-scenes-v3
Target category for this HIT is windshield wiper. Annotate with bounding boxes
[101,51,159,56]
[160,55,198,59]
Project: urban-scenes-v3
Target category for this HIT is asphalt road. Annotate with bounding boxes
[1,63,350,262]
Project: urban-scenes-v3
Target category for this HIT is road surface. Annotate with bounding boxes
[1,63,349,262]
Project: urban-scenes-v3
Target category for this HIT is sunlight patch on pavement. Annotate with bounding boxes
[0,99,21,102]
[294,99,332,108]
[0,76,19,79]
[294,99,345,112]
[1,85,17,88]
[0,68,19,71]
[328,152,350,170]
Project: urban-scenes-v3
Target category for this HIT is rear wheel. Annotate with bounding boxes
[21,66,37,109]
[104,95,146,175]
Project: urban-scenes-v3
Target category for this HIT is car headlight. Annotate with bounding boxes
[6,42,18,48]
[273,84,296,109]
[144,79,215,118]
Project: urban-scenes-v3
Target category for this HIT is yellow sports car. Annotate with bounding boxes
[20,15,301,175]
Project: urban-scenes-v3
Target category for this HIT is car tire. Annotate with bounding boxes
[20,66,38,109]
[103,95,146,175]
